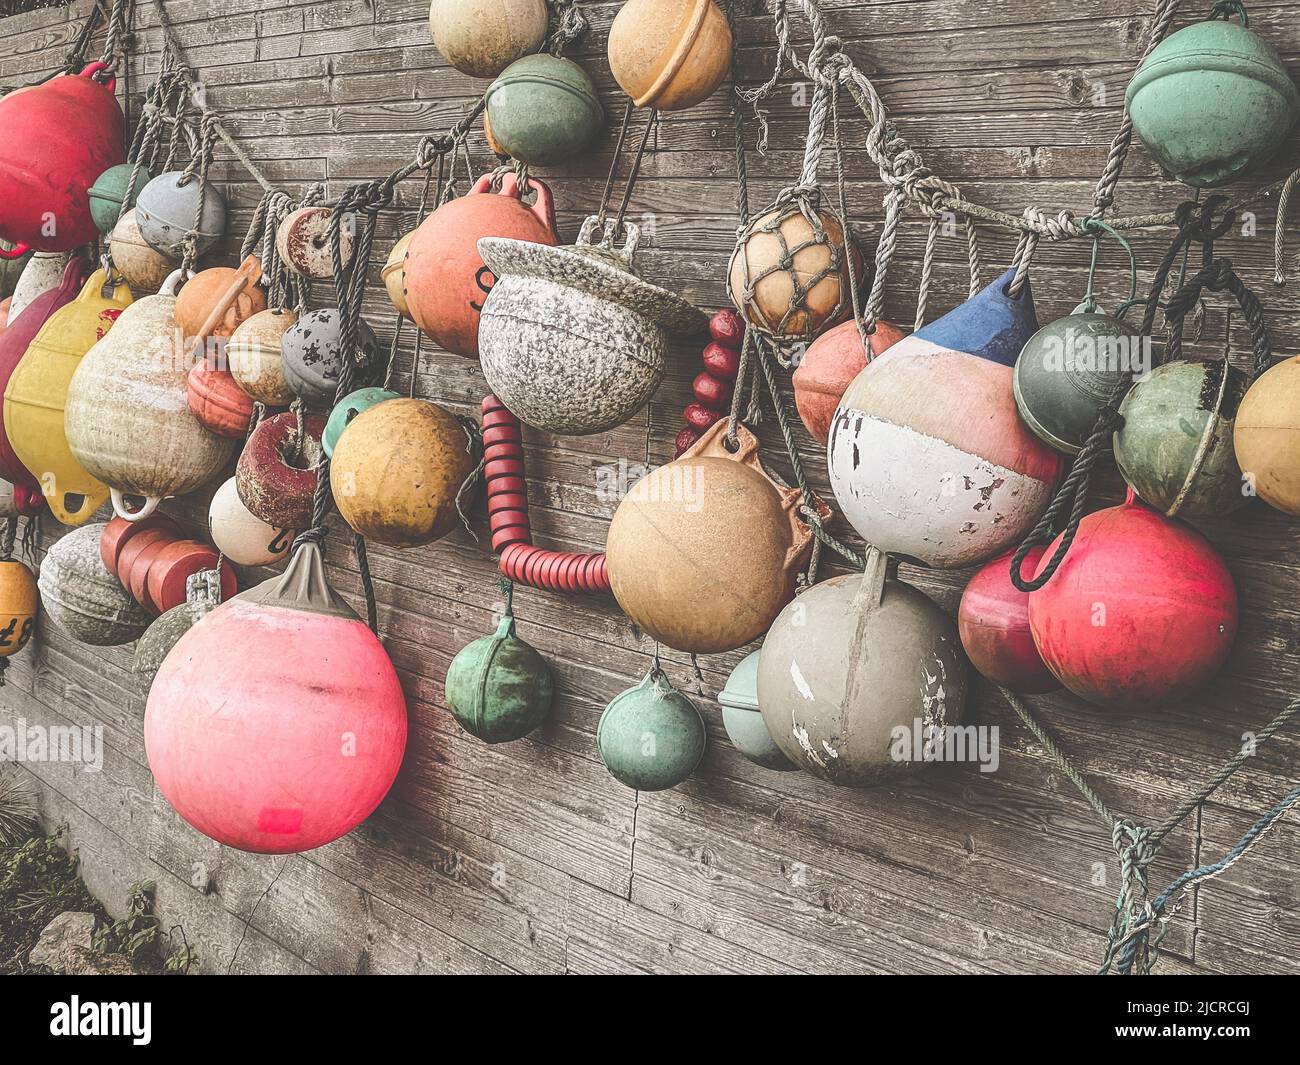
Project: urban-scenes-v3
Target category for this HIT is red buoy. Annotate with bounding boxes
[1027,491,1237,709]
[0,64,125,253]
[145,542,407,853]
[958,546,1058,694]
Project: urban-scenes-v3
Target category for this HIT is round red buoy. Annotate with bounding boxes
[1027,491,1237,709]
[958,546,1058,694]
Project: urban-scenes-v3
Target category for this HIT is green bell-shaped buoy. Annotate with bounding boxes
[132,570,222,693]
[445,613,554,743]
[718,651,796,771]
[88,163,153,235]
[1125,6,1300,187]
[323,386,401,458]
[598,668,706,791]
[1013,309,1138,455]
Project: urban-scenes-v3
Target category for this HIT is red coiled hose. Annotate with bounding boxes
[481,394,610,594]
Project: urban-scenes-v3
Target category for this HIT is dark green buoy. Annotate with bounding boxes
[1014,310,1137,455]
[445,613,554,743]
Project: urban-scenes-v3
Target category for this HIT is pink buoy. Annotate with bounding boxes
[145,542,407,853]
[1027,490,1238,710]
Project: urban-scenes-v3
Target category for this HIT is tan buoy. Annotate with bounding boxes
[429,0,549,79]
[227,308,297,405]
[108,208,176,295]
[65,271,236,521]
[382,230,415,319]
[727,200,855,342]
[331,398,477,547]
[606,420,822,654]
[1235,354,1300,515]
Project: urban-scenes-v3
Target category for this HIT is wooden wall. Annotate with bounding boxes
[3,0,1300,974]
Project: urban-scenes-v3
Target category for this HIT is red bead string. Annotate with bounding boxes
[674,310,744,457]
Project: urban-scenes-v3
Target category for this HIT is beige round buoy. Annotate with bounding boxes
[727,201,854,342]
[429,0,549,79]
[227,308,298,405]
[208,476,295,566]
[109,209,177,295]
[382,230,415,319]
[1235,354,1300,516]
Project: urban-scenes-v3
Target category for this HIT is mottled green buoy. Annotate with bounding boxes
[718,651,795,771]
[485,54,603,166]
[1113,360,1249,516]
[598,668,706,791]
[132,571,222,693]
[0,239,32,299]
[88,163,153,235]
[1125,11,1300,187]
[1014,311,1137,455]
[323,386,400,458]
[445,613,554,743]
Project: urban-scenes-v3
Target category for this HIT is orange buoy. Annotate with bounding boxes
[792,318,906,444]
[403,173,556,358]
[608,0,733,111]
[0,558,38,669]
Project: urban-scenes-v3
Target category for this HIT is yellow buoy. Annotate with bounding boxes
[331,398,476,547]
[3,270,132,524]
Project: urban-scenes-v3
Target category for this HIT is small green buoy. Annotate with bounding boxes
[598,668,706,791]
[88,163,153,235]
[445,612,554,743]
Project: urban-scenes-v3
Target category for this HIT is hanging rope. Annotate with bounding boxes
[545,0,589,54]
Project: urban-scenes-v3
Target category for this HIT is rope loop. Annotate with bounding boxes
[1210,0,1249,25]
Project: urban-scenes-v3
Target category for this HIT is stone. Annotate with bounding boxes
[28,910,95,969]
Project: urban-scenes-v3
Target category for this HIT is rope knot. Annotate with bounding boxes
[1021,205,1078,240]
[1111,819,1156,888]
[808,34,845,77]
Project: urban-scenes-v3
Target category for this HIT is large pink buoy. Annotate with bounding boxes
[145,542,407,853]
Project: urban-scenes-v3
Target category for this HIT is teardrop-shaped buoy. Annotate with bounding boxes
[828,270,1063,568]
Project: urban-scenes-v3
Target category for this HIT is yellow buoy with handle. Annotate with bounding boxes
[3,269,132,525]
